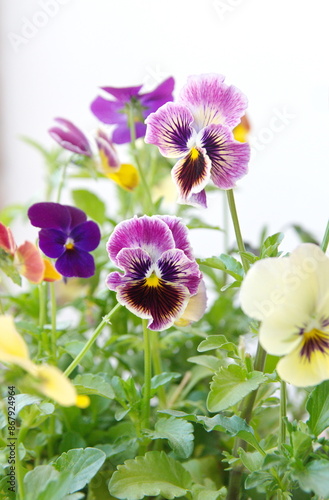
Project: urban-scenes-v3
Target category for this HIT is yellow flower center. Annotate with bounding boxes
[190,147,199,160]
[65,238,75,250]
[145,273,160,287]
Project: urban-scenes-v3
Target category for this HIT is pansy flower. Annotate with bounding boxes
[0,222,45,284]
[145,74,250,207]
[240,243,329,387]
[91,77,175,144]
[106,215,204,331]
[0,315,88,407]
[95,129,139,191]
[28,202,101,278]
[49,117,92,157]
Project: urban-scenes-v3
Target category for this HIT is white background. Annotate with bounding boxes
[1,0,328,257]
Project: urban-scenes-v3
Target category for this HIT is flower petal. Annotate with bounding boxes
[172,147,212,201]
[0,315,30,363]
[233,115,251,143]
[0,223,16,254]
[259,317,303,356]
[28,202,86,232]
[157,215,194,260]
[49,117,91,156]
[178,73,248,130]
[277,346,329,387]
[96,129,120,172]
[15,242,45,284]
[187,189,207,208]
[140,77,175,114]
[107,216,175,265]
[34,364,77,406]
[70,220,101,252]
[106,247,152,290]
[116,278,190,331]
[55,249,95,278]
[100,84,143,101]
[42,259,62,282]
[112,122,146,144]
[200,124,250,189]
[107,163,140,191]
[175,280,207,326]
[65,205,88,229]
[156,248,201,295]
[38,228,66,258]
[90,96,126,125]
[145,102,194,157]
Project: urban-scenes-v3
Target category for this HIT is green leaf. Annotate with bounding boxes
[207,365,267,412]
[218,254,244,280]
[293,459,329,498]
[54,447,106,494]
[11,394,41,417]
[291,431,312,460]
[0,204,25,226]
[197,335,237,354]
[197,256,226,271]
[150,372,181,395]
[238,449,264,472]
[306,380,329,436]
[0,249,21,286]
[190,484,226,500]
[72,189,106,224]
[188,355,221,371]
[108,451,192,500]
[260,232,284,258]
[24,465,73,500]
[73,373,115,399]
[187,219,222,231]
[147,417,194,458]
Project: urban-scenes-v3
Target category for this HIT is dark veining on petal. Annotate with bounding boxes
[299,328,329,361]
[175,148,208,197]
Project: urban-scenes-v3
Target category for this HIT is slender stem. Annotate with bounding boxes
[321,219,329,252]
[151,331,166,407]
[223,190,230,254]
[128,105,155,215]
[64,303,121,377]
[226,189,249,273]
[279,380,287,450]
[50,282,57,362]
[142,319,152,429]
[38,283,48,357]
[56,162,69,203]
[16,435,25,500]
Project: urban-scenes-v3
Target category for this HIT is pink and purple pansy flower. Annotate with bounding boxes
[144,74,250,208]
[106,215,205,331]
[90,77,175,144]
[28,202,101,278]
[48,118,92,157]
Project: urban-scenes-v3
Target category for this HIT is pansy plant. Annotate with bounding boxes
[145,73,250,207]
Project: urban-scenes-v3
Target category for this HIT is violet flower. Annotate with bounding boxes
[106,215,205,331]
[28,203,100,278]
[144,74,250,208]
[90,77,175,144]
[48,118,92,157]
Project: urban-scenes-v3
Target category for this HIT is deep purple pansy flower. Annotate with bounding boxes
[28,202,101,278]
[48,118,92,157]
[90,77,175,145]
[106,215,204,331]
[144,74,250,208]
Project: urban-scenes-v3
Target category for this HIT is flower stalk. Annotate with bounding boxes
[142,319,152,429]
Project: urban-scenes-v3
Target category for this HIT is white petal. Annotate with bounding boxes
[277,347,329,387]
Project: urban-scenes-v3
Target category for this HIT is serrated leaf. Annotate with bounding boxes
[24,465,73,500]
[73,373,114,399]
[147,417,194,458]
[191,484,226,500]
[306,380,329,436]
[218,254,244,280]
[293,459,329,498]
[260,232,284,258]
[207,365,267,412]
[72,189,106,224]
[197,335,237,353]
[54,447,106,494]
[238,449,264,472]
[108,451,192,500]
[188,355,221,371]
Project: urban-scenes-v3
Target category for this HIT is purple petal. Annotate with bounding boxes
[70,221,101,252]
[106,248,152,290]
[107,215,175,265]
[64,205,87,229]
[55,248,95,278]
[188,190,208,208]
[28,203,72,231]
[100,85,143,101]
[38,228,66,258]
[140,77,175,114]
[200,124,250,189]
[49,118,92,156]
[116,278,190,331]
[157,215,194,259]
[112,122,146,144]
[156,249,201,295]
[95,130,120,169]
[90,96,125,125]
[171,147,212,202]
[178,74,248,131]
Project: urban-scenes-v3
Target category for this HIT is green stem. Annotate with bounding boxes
[38,283,49,357]
[56,162,69,203]
[64,303,121,377]
[151,331,166,407]
[142,319,152,429]
[50,282,57,362]
[321,219,329,252]
[128,105,155,215]
[279,380,287,450]
[226,189,249,273]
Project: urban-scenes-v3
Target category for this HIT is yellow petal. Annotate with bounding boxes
[175,280,207,327]
[107,164,139,191]
[34,364,77,406]
[76,395,90,408]
[277,346,329,387]
[0,316,32,368]
[42,259,62,282]
[233,115,251,143]
[99,149,120,175]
